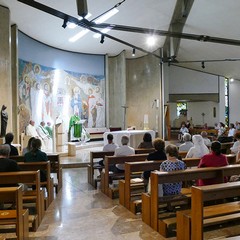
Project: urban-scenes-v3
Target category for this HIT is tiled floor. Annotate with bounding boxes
[1,141,240,239]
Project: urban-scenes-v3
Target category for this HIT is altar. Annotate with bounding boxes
[103,130,155,148]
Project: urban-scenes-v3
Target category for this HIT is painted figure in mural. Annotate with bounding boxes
[21,75,31,107]
[0,105,8,137]
[43,82,52,122]
[30,82,41,122]
[18,104,31,133]
[95,86,105,127]
[71,86,82,118]
[69,112,82,141]
[88,88,97,128]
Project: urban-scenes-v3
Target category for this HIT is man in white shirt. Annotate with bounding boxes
[114,135,135,172]
[26,120,39,138]
[98,134,118,172]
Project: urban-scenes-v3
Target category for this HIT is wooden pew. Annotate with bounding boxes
[11,154,62,194]
[0,186,29,240]
[145,165,240,237]
[120,160,163,212]
[121,158,201,214]
[101,154,148,198]
[88,151,114,188]
[0,171,41,231]
[89,148,154,189]
[177,182,240,240]
[17,161,54,208]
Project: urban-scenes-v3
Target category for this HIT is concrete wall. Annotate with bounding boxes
[126,54,161,132]
[108,51,126,129]
[0,6,13,136]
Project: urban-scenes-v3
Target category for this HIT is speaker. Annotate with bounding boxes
[76,0,88,18]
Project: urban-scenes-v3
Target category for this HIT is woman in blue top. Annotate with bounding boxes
[160,144,186,196]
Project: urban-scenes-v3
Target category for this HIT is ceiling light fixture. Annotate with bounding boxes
[69,29,89,42]
[147,36,156,46]
[100,35,105,44]
[94,8,119,24]
[230,78,234,82]
[132,48,136,57]
[62,18,68,29]
[68,13,92,29]
[201,61,205,69]
[93,28,111,38]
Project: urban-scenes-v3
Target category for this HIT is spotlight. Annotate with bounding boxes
[201,61,205,69]
[132,48,136,57]
[100,35,105,44]
[62,19,68,29]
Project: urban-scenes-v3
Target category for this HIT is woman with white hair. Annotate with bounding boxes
[186,134,209,158]
[179,133,193,152]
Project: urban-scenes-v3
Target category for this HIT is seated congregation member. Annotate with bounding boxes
[111,135,135,173]
[98,133,118,168]
[143,138,167,180]
[178,133,193,152]
[137,132,153,149]
[217,122,226,137]
[159,144,186,196]
[5,132,18,156]
[24,138,47,182]
[186,134,209,158]
[230,131,240,154]
[228,123,236,138]
[197,141,228,186]
[0,144,20,172]
[22,137,35,155]
[178,122,189,142]
[201,131,212,147]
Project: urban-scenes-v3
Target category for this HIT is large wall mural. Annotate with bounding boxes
[18,59,105,133]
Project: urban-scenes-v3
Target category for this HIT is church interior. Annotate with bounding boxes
[1,0,240,239]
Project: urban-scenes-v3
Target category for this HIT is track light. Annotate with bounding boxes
[62,19,68,29]
[201,61,205,69]
[100,35,105,44]
[132,48,135,57]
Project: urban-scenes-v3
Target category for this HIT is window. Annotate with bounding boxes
[177,102,187,117]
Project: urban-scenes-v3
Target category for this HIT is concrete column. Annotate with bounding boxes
[0,5,12,136]
[11,24,19,143]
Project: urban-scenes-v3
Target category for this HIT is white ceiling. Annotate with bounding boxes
[1,0,240,79]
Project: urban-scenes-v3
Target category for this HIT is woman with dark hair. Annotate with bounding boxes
[198,141,228,186]
[22,137,35,155]
[24,138,48,181]
[142,138,166,180]
[137,132,153,149]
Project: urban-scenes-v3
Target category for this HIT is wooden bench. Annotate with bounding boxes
[0,186,29,240]
[101,154,149,198]
[11,154,62,194]
[17,161,54,208]
[89,148,154,189]
[0,171,42,231]
[88,151,114,188]
[145,165,240,237]
[120,158,201,214]
[177,181,240,240]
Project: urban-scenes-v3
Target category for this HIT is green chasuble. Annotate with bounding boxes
[69,115,82,138]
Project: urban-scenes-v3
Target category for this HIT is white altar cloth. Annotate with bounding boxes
[103,130,155,148]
